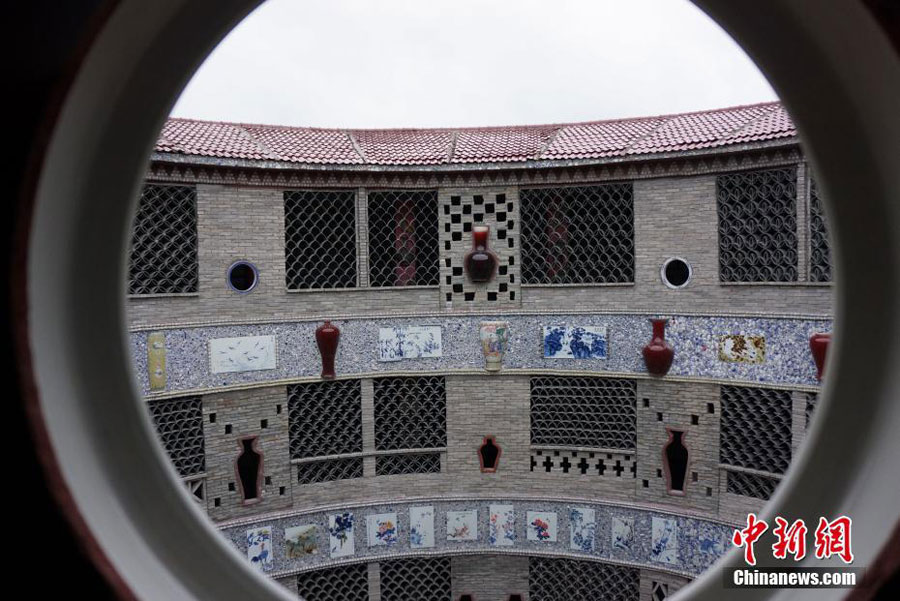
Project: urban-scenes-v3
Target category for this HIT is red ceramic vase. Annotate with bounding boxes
[809,332,831,380]
[643,318,675,376]
[464,225,498,283]
[315,321,340,379]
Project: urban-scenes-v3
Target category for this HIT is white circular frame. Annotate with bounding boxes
[21,1,900,600]
[660,256,693,289]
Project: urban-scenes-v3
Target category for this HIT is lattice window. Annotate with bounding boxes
[530,450,636,479]
[376,453,441,475]
[720,385,792,474]
[520,184,634,284]
[529,557,639,601]
[297,457,364,485]
[809,177,832,282]
[726,470,779,501]
[717,168,798,282]
[368,190,440,287]
[530,376,636,449]
[806,392,818,429]
[374,376,447,450]
[288,380,363,484]
[284,190,357,289]
[147,396,205,477]
[128,184,198,294]
[380,557,452,601]
[297,563,369,601]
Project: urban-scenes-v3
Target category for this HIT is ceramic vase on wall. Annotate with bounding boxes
[809,332,831,380]
[480,321,509,372]
[643,318,674,376]
[315,321,340,379]
[464,225,498,283]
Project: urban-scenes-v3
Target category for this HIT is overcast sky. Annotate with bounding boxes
[170,0,777,129]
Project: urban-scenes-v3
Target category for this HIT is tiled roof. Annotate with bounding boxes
[157,101,796,167]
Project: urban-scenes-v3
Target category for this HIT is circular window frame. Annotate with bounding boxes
[226,260,259,294]
[660,256,692,289]
[15,1,900,600]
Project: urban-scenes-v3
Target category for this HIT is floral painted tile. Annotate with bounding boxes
[447,510,478,541]
[246,526,273,572]
[543,325,608,359]
[527,511,558,542]
[328,512,355,558]
[378,326,442,361]
[651,517,679,565]
[366,512,399,547]
[284,524,317,558]
[612,516,635,552]
[569,507,596,552]
[489,504,516,547]
[409,506,435,549]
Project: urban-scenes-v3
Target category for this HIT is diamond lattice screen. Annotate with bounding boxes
[809,177,833,282]
[128,184,198,294]
[520,184,635,284]
[720,385,793,474]
[374,376,447,450]
[375,453,441,476]
[367,190,440,287]
[726,470,780,501]
[380,557,452,601]
[296,563,369,601]
[529,557,639,601]
[806,392,818,429]
[147,396,205,477]
[284,190,357,289]
[717,168,798,282]
[530,376,636,449]
[288,380,363,484]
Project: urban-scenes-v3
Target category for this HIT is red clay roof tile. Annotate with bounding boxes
[157,101,795,167]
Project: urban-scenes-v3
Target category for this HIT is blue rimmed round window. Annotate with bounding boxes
[227,260,259,293]
[661,257,692,289]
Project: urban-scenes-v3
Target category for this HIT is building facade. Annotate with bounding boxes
[128,101,833,600]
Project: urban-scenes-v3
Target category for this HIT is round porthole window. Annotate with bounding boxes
[661,257,692,289]
[227,260,259,293]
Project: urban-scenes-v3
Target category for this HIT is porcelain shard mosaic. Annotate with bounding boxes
[543,325,608,359]
[136,314,831,395]
[378,326,442,361]
[209,335,276,373]
[229,499,736,577]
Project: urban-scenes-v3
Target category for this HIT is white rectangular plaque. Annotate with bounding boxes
[209,335,276,374]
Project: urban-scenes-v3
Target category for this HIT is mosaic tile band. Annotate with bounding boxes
[223,498,733,578]
[133,314,832,395]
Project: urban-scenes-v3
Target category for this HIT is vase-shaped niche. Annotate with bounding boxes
[809,332,831,380]
[464,225,498,283]
[480,321,509,372]
[643,318,675,376]
[236,437,263,505]
[478,436,502,473]
[663,429,689,495]
[315,321,340,379]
